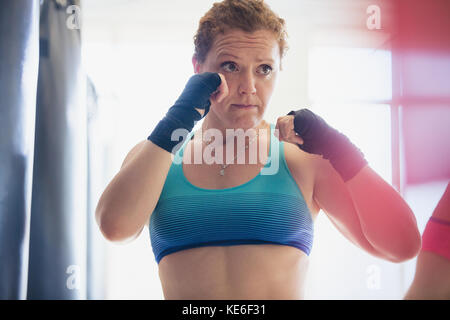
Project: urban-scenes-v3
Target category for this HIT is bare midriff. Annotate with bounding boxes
[158,244,310,299]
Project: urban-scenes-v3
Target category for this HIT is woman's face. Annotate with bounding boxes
[194,29,281,129]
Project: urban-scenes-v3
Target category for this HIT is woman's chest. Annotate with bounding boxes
[182,139,320,220]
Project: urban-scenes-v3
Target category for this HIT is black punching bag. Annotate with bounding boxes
[27,0,87,299]
[0,0,40,299]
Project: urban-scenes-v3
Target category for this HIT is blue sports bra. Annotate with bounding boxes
[149,123,314,264]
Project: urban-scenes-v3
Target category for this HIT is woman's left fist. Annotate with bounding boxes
[275,115,304,146]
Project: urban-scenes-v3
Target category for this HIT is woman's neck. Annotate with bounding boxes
[198,119,270,146]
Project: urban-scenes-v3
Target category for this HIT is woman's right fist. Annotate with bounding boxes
[195,73,228,117]
[210,73,229,104]
[148,72,223,154]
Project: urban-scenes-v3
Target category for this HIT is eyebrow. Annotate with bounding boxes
[217,52,275,64]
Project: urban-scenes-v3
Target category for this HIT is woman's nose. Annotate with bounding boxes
[238,71,257,95]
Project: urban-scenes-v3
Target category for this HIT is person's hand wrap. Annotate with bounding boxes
[287,108,368,182]
[148,72,221,154]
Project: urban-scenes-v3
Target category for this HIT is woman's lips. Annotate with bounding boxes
[232,104,257,109]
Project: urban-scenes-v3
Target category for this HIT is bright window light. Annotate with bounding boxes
[305,46,399,299]
[308,47,392,102]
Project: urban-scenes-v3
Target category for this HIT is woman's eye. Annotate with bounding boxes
[259,64,273,75]
[221,61,238,72]
[220,62,272,75]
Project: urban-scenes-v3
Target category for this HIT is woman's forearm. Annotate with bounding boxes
[346,165,422,262]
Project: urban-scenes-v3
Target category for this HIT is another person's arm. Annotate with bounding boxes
[404,182,450,299]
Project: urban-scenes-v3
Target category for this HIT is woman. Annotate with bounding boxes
[96,0,422,299]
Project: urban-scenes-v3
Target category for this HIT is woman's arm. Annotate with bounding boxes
[96,72,223,243]
[313,157,421,262]
[345,165,422,262]
[278,108,421,262]
[95,140,173,243]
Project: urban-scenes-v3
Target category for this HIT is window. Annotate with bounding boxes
[305,46,400,299]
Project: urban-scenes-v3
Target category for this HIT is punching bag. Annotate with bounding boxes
[27,0,87,299]
[0,0,40,299]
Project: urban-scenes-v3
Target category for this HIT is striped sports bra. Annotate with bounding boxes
[149,123,314,264]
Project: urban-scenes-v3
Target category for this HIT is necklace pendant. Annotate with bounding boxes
[220,169,225,176]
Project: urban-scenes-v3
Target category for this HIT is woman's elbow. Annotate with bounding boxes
[99,220,141,244]
[388,236,422,263]
[96,207,140,244]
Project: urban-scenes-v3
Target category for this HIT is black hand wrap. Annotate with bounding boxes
[287,108,368,182]
[148,72,221,154]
